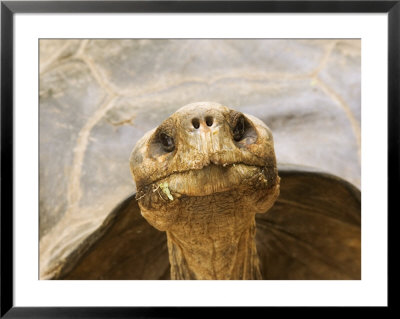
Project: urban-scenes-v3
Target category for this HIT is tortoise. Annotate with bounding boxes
[39,39,361,280]
[56,102,361,280]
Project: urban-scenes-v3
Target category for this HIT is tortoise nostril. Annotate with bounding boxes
[192,118,200,129]
[205,116,213,127]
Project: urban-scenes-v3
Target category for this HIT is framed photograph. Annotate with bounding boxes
[1,0,396,317]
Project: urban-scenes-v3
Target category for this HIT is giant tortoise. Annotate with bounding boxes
[39,39,361,280]
[47,102,360,280]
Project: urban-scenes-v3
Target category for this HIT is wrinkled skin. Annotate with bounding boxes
[130,102,280,279]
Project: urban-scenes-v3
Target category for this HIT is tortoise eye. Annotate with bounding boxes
[159,132,175,152]
[233,116,245,141]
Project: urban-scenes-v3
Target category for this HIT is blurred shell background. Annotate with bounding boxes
[39,39,360,279]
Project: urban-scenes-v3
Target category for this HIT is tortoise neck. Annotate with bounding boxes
[166,219,262,280]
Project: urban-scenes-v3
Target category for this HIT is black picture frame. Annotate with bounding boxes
[1,1,397,317]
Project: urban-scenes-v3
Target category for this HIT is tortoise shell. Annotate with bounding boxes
[57,165,360,280]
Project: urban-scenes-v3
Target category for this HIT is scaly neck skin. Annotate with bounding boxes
[137,176,279,280]
[166,210,262,280]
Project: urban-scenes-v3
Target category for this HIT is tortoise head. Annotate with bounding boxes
[129,102,280,232]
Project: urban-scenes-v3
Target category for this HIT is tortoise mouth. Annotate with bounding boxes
[138,163,272,199]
